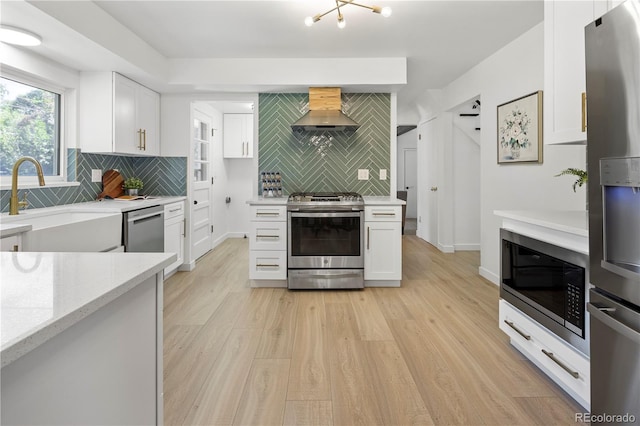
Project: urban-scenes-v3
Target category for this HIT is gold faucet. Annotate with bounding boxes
[9,157,46,215]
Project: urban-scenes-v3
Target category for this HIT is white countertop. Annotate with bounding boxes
[247,196,405,205]
[363,196,406,205]
[0,251,175,368]
[0,196,187,222]
[0,223,32,238]
[494,210,588,237]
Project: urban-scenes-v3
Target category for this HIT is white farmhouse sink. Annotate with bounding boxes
[2,209,122,252]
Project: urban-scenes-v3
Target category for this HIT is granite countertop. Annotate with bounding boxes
[494,210,588,237]
[0,251,174,368]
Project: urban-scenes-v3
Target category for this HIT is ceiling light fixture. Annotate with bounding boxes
[0,25,42,46]
[305,0,392,29]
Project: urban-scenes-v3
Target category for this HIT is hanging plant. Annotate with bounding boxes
[555,168,588,192]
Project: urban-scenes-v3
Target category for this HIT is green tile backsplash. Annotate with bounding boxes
[0,149,187,212]
[258,93,391,195]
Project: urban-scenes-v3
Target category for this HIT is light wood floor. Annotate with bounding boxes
[163,236,586,426]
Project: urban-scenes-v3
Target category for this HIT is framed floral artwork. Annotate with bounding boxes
[497,91,543,164]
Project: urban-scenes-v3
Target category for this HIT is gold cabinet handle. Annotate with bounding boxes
[257,263,280,268]
[142,129,147,150]
[373,212,396,216]
[137,129,143,150]
[12,245,19,252]
[256,212,280,216]
[430,187,438,192]
[504,320,531,341]
[256,235,280,239]
[581,92,587,132]
[367,226,370,250]
[541,349,580,379]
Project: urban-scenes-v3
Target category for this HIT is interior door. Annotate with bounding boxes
[191,109,213,260]
[421,118,438,246]
[403,148,417,218]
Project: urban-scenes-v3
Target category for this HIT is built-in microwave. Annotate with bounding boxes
[500,228,590,355]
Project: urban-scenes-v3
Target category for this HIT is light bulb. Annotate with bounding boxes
[337,16,346,29]
[304,16,315,27]
[381,6,392,17]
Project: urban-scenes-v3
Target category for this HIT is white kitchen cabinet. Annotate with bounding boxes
[80,72,160,155]
[499,300,590,409]
[248,203,287,283]
[0,235,21,252]
[223,113,253,158]
[164,201,185,277]
[364,206,402,282]
[543,1,608,145]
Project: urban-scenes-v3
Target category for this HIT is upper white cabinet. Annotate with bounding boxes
[80,72,160,156]
[223,113,253,158]
[543,1,608,145]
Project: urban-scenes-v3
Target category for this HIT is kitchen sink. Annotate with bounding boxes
[2,209,122,252]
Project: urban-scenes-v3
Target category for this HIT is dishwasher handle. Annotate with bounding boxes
[129,211,163,225]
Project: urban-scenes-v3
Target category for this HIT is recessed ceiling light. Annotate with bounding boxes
[0,25,42,47]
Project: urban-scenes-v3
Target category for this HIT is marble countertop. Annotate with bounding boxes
[247,196,406,205]
[0,251,175,368]
[494,210,588,237]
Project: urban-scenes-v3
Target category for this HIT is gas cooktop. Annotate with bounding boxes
[287,192,364,210]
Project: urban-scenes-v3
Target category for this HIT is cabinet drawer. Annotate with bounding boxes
[164,201,185,220]
[365,206,402,222]
[250,205,287,221]
[250,222,286,251]
[499,300,590,408]
[249,250,287,280]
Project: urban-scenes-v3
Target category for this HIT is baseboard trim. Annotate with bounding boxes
[479,266,499,285]
[365,280,401,288]
[454,243,480,251]
[178,260,196,272]
[250,280,287,288]
[437,243,455,253]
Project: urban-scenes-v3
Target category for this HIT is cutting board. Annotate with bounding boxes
[97,169,125,199]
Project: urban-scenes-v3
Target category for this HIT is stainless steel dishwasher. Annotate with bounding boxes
[123,205,164,252]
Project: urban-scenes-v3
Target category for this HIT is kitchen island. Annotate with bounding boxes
[1,251,174,425]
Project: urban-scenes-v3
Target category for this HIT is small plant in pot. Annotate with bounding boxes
[123,177,143,196]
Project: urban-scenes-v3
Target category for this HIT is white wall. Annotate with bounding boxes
[415,22,587,283]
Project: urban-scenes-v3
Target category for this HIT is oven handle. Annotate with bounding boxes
[290,212,362,218]
[299,272,363,279]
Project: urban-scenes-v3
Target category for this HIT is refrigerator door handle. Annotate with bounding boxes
[587,303,640,345]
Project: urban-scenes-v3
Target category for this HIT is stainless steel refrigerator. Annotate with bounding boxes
[585,0,640,423]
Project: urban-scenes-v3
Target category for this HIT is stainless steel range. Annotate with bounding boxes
[287,192,364,289]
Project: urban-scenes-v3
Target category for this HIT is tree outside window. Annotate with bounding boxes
[0,76,61,177]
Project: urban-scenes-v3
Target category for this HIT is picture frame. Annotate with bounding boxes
[497,91,543,164]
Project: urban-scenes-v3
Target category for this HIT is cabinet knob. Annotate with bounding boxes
[430,187,438,192]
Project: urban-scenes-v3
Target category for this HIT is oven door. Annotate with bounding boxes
[288,211,364,269]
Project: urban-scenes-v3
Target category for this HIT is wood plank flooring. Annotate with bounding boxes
[163,236,586,425]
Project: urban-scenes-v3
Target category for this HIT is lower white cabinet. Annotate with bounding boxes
[364,206,402,281]
[249,203,287,281]
[164,202,185,276]
[499,299,590,409]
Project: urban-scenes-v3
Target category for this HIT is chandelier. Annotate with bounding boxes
[305,1,392,29]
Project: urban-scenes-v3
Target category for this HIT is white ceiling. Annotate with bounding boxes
[2,0,543,122]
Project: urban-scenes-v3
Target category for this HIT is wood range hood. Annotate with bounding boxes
[291,87,360,132]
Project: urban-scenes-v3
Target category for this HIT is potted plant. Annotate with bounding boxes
[555,168,588,192]
[123,177,144,196]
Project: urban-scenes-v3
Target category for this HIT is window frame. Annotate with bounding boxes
[0,69,68,188]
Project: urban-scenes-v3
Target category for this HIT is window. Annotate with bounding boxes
[0,75,62,178]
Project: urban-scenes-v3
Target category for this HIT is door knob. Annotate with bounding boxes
[193,200,198,205]
[430,187,438,192]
